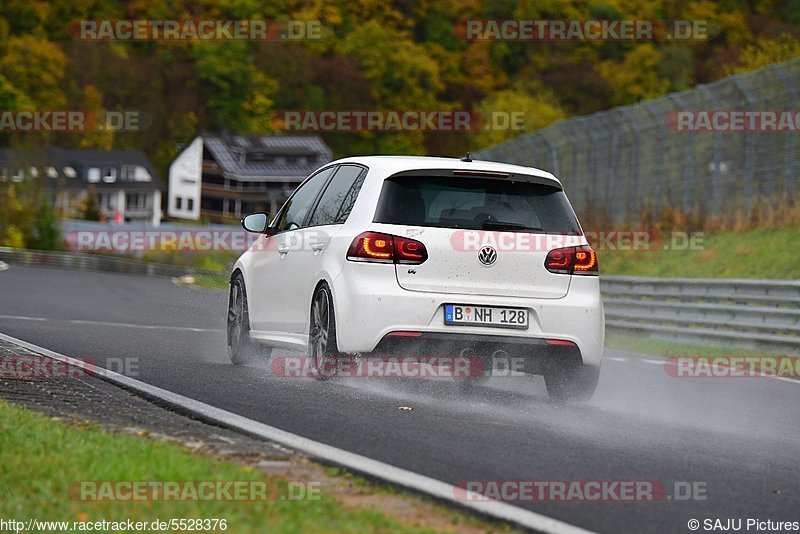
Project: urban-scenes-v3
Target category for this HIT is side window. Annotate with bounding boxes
[307,165,367,227]
[274,167,335,232]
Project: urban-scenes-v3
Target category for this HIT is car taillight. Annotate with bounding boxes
[544,245,598,275]
[347,232,428,265]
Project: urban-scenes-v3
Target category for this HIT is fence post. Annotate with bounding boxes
[769,64,797,197]
[642,102,666,214]
[542,131,560,176]
[667,93,694,213]
[619,108,641,222]
[732,76,758,212]
[699,85,723,214]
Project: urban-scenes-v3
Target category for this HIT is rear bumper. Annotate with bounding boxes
[331,263,604,366]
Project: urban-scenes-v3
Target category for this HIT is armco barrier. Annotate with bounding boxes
[3,247,797,350]
[0,247,224,279]
[602,276,800,349]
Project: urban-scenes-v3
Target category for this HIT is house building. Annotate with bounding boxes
[168,134,332,223]
[0,147,163,226]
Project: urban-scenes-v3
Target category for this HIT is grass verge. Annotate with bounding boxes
[0,400,458,533]
[598,225,800,279]
[605,332,789,358]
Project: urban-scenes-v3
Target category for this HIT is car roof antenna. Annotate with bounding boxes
[461,152,472,162]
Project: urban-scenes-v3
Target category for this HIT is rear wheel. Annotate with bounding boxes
[309,284,340,380]
[227,274,267,365]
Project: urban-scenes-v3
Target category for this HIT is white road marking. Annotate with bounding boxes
[0,315,222,333]
[0,261,8,272]
[0,330,595,534]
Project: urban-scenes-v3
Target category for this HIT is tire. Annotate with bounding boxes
[543,363,599,402]
[309,284,340,380]
[227,274,266,365]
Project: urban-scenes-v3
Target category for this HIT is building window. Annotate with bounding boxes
[187,198,194,211]
[87,168,100,183]
[175,196,183,210]
[126,193,147,211]
[99,193,116,210]
[121,165,136,181]
[103,168,117,183]
[11,169,24,182]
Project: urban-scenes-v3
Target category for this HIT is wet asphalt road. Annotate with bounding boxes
[0,264,798,533]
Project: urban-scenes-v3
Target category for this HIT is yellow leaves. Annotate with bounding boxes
[462,42,507,96]
[1,226,25,249]
[728,35,800,75]
[0,36,67,109]
[242,72,279,133]
[597,44,670,106]
[77,85,114,151]
[471,87,567,148]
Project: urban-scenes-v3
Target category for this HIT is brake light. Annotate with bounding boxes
[573,245,598,273]
[347,232,428,265]
[544,245,598,275]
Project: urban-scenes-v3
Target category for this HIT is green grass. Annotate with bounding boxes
[598,226,800,279]
[605,332,789,358]
[193,273,230,290]
[0,401,440,533]
[141,250,238,273]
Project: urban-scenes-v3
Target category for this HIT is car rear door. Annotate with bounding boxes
[249,166,335,334]
[281,164,368,334]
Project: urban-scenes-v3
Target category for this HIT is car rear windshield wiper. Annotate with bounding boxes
[481,220,544,232]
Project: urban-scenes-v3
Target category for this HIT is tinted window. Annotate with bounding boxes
[374,176,580,234]
[274,167,335,231]
[307,165,366,226]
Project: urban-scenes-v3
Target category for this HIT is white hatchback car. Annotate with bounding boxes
[229,156,604,400]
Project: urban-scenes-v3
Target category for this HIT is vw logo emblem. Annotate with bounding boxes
[478,246,497,266]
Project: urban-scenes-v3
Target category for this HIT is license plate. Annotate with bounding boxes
[444,304,528,329]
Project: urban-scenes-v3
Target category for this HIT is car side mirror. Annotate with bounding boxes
[241,212,274,235]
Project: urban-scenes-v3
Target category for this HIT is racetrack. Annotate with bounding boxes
[1,264,797,533]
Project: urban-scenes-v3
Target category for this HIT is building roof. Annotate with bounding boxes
[203,134,332,182]
[0,147,163,190]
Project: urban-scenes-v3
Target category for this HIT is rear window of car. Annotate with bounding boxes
[374,175,581,234]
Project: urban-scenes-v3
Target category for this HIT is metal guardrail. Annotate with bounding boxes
[602,276,800,349]
[2,247,798,349]
[0,247,225,279]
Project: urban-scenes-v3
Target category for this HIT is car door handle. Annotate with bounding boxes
[310,242,325,251]
[277,245,290,254]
